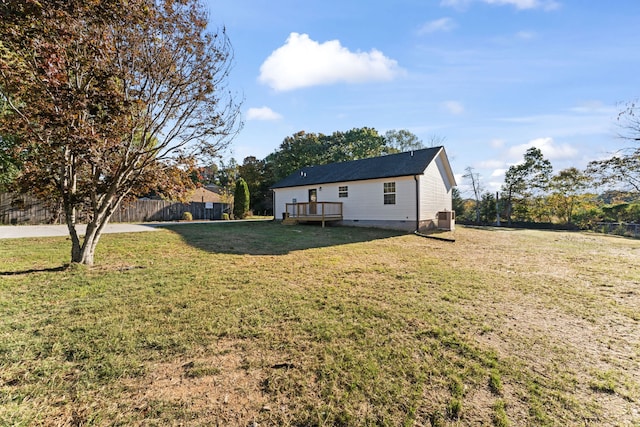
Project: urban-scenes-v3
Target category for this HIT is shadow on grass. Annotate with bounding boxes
[0,265,68,276]
[460,224,640,240]
[161,220,406,255]
[461,224,572,232]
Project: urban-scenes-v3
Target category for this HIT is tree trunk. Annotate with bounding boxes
[507,189,512,226]
[495,192,501,226]
[68,216,112,266]
[66,192,119,266]
[567,197,574,225]
[64,189,83,264]
[75,224,99,265]
[68,224,83,264]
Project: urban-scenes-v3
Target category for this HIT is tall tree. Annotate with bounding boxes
[265,131,327,182]
[617,99,640,141]
[503,165,526,225]
[238,156,273,215]
[215,158,239,189]
[233,177,250,219]
[327,127,388,162]
[0,135,20,191]
[479,192,497,224]
[212,157,239,208]
[463,166,482,223]
[451,187,465,218]
[549,167,590,224]
[383,129,424,153]
[0,0,241,265]
[425,134,447,148]
[265,127,391,182]
[502,147,552,224]
[586,150,640,193]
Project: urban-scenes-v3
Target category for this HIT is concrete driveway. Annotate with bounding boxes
[0,219,271,239]
[0,223,163,239]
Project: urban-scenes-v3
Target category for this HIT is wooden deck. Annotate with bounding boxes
[283,202,343,227]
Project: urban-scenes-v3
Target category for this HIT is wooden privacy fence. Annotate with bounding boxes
[0,193,229,225]
[110,199,229,223]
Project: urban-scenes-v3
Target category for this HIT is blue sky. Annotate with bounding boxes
[206,0,640,193]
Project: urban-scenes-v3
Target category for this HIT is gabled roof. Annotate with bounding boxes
[188,187,224,203]
[272,146,454,189]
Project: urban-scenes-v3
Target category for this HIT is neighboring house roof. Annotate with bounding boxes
[204,184,224,195]
[271,146,456,189]
[188,187,224,203]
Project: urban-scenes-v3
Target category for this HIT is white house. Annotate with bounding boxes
[271,146,457,231]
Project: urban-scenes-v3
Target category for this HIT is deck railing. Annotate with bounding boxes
[284,202,343,226]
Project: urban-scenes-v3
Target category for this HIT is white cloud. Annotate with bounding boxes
[443,100,465,115]
[507,137,578,161]
[418,18,457,35]
[569,100,612,114]
[487,181,504,192]
[246,106,282,121]
[440,0,472,9]
[258,33,404,92]
[484,0,543,9]
[442,0,559,10]
[490,138,505,148]
[491,168,506,177]
[478,159,505,169]
[495,109,615,139]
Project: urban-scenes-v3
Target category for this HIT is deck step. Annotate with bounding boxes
[282,218,299,225]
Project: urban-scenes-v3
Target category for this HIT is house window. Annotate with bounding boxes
[338,186,348,198]
[383,182,396,205]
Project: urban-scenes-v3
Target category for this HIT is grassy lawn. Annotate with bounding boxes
[1,222,638,426]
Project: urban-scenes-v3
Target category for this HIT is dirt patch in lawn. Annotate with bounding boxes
[124,340,270,425]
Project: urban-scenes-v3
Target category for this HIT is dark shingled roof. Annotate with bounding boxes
[271,147,443,189]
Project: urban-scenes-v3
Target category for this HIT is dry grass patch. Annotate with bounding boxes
[122,340,270,426]
[0,222,638,426]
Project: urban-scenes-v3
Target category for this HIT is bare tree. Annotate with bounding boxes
[425,134,447,148]
[586,100,640,194]
[463,166,483,223]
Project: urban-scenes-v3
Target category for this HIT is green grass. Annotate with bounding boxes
[493,399,510,427]
[0,222,638,426]
[589,370,616,394]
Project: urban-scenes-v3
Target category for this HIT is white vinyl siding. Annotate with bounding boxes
[342,178,414,220]
[274,177,416,221]
[418,154,453,221]
[273,148,456,227]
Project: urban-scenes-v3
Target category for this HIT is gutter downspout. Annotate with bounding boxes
[414,175,419,232]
